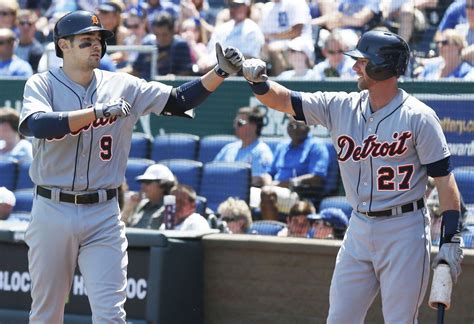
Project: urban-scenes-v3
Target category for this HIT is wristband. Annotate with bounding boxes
[213,65,229,78]
[248,80,270,95]
[440,210,461,245]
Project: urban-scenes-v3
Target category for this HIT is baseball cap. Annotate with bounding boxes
[228,0,251,6]
[287,36,315,63]
[0,187,16,207]
[135,164,175,182]
[308,208,348,230]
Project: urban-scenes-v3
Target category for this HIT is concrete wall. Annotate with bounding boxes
[202,234,474,324]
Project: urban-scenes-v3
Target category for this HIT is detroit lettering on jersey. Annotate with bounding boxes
[46,116,119,141]
[337,131,412,162]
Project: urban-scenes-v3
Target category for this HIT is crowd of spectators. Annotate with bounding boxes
[1,0,474,80]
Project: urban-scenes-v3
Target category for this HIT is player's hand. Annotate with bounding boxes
[432,242,463,283]
[94,98,131,119]
[214,42,244,78]
[242,58,269,83]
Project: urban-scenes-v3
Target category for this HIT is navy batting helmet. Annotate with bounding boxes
[344,30,410,81]
[53,11,114,58]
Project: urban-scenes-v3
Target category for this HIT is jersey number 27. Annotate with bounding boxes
[377,165,414,191]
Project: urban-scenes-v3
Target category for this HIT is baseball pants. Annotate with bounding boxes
[327,208,431,324]
[25,191,128,324]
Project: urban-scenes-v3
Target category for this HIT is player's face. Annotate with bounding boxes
[287,215,310,237]
[353,58,376,90]
[70,32,103,69]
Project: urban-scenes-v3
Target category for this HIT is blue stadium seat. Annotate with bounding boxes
[130,132,152,159]
[16,160,34,190]
[195,195,207,216]
[125,158,155,192]
[249,220,287,236]
[151,133,199,162]
[261,136,285,155]
[159,159,203,192]
[0,160,17,190]
[13,189,34,213]
[199,161,251,212]
[453,167,474,204]
[198,134,236,163]
[319,196,353,219]
[318,138,339,195]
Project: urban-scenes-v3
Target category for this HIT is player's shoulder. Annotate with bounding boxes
[402,91,437,116]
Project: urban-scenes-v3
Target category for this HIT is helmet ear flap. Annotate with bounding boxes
[365,61,396,81]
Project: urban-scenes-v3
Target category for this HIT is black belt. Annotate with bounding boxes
[363,198,425,217]
[36,186,117,205]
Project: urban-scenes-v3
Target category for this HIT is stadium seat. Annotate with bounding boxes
[16,160,34,190]
[318,138,339,195]
[13,189,34,213]
[249,220,287,236]
[319,196,353,219]
[0,160,17,190]
[159,159,203,192]
[261,135,285,155]
[125,158,155,192]
[195,195,207,216]
[151,133,199,162]
[198,134,236,163]
[453,167,474,204]
[199,161,251,212]
[130,132,152,159]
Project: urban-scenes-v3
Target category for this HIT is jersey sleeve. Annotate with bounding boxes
[413,108,451,165]
[132,78,173,116]
[19,74,53,136]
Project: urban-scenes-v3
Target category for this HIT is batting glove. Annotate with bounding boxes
[242,58,269,83]
[432,241,463,283]
[94,98,131,119]
[214,42,244,78]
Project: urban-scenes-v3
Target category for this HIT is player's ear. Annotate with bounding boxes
[58,38,71,53]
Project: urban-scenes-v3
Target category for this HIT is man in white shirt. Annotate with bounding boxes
[172,184,210,231]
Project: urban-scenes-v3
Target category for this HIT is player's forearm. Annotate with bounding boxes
[433,173,461,213]
[201,68,225,91]
[27,108,96,138]
[68,108,98,132]
[254,81,295,115]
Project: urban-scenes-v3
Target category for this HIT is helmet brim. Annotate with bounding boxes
[344,49,367,59]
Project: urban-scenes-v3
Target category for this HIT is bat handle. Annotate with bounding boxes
[437,304,445,324]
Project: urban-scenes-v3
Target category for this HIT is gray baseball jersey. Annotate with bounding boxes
[20,67,171,190]
[19,67,172,323]
[298,88,447,323]
[299,89,449,212]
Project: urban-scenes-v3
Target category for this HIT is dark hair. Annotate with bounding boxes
[0,107,20,133]
[288,200,315,219]
[237,106,265,136]
[151,12,174,31]
[171,184,197,203]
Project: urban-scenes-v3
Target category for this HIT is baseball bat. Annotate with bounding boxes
[436,260,448,324]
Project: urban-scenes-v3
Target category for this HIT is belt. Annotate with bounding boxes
[363,198,425,217]
[36,186,117,205]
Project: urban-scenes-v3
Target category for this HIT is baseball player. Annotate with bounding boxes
[19,11,243,323]
[242,30,463,323]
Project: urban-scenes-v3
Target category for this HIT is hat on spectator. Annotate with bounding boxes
[98,0,124,13]
[135,164,175,182]
[228,0,251,6]
[0,187,16,207]
[288,36,315,64]
[308,208,348,230]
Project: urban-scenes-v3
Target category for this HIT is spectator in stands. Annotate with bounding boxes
[308,207,348,240]
[381,0,435,44]
[214,106,273,187]
[179,18,208,73]
[145,0,179,22]
[258,186,280,221]
[121,164,177,229]
[312,0,381,48]
[198,0,264,74]
[277,200,314,237]
[217,197,252,234]
[458,0,474,63]
[417,29,474,79]
[259,0,313,76]
[96,0,128,66]
[165,184,210,231]
[178,0,214,39]
[122,7,151,68]
[15,9,43,73]
[0,107,32,162]
[437,0,467,33]
[0,28,33,77]
[132,12,193,79]
[259,119,329,213]
[0,0,19,30]
[0,186,15,220]
[312,29,357,80]
[276,36,316,80]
